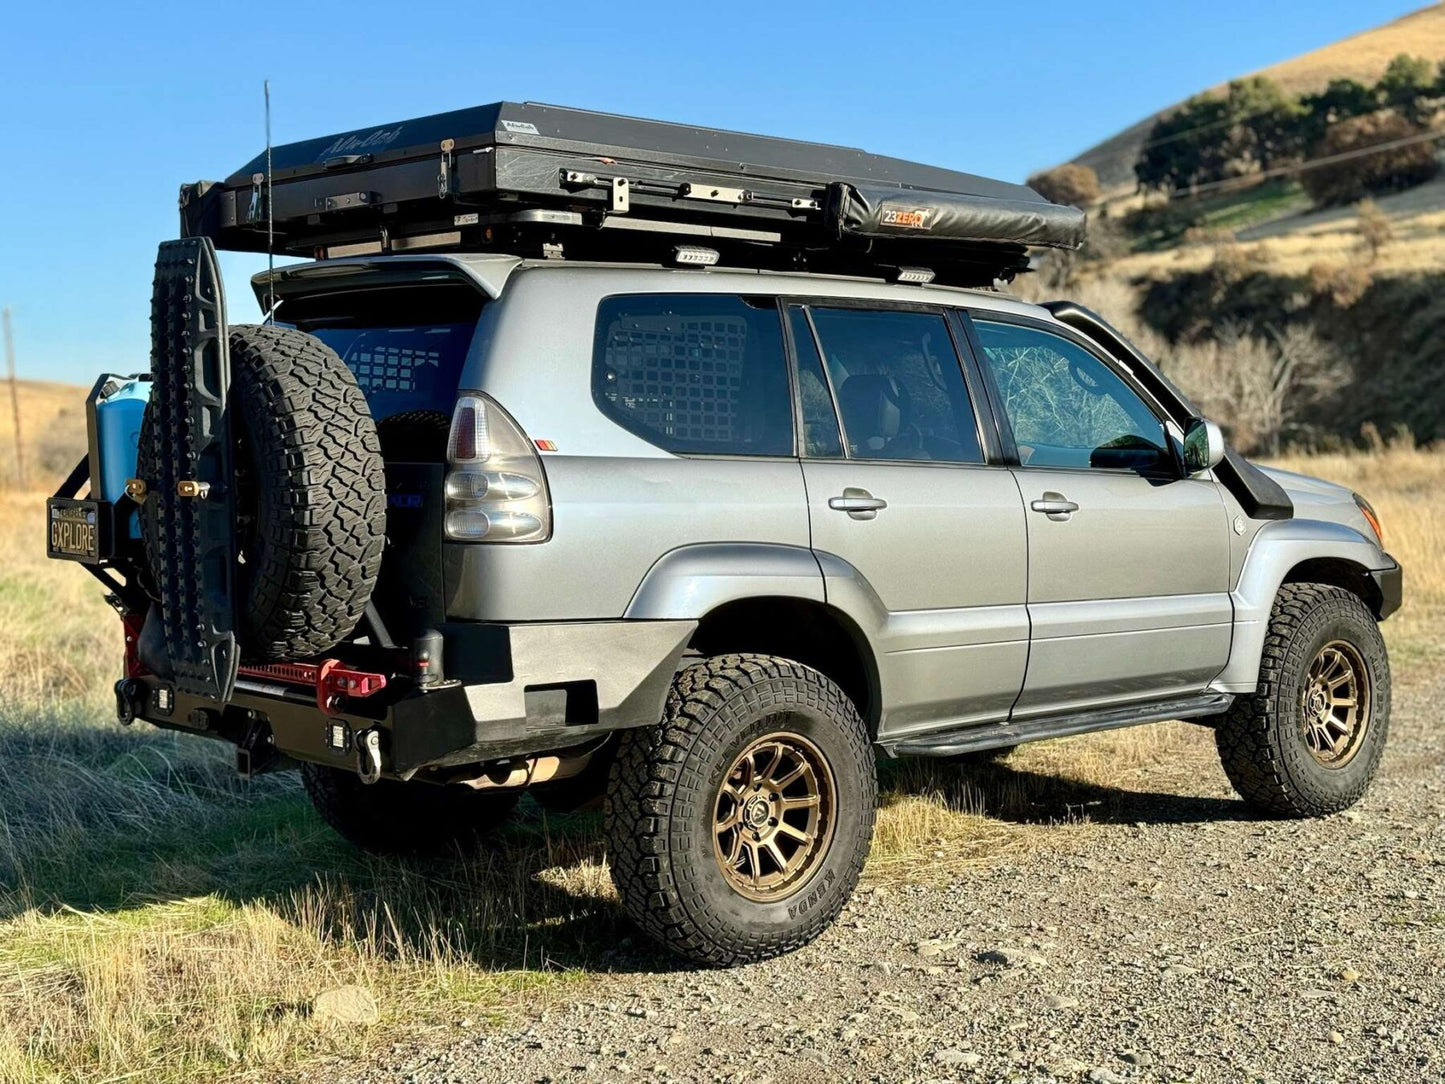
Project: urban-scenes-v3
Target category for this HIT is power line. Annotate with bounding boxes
[1166,124,1445,199]
[2,307,23,490]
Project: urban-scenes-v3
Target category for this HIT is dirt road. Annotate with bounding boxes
[343,668,1443,1084]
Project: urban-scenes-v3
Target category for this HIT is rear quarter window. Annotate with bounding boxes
[592,294,793,456]
[279,280,484,420]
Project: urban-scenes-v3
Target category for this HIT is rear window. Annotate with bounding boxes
[279,280,483,420]
[592,294,793,456]
[305,324,473,419]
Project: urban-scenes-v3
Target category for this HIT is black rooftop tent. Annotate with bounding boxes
[180,101,1086,287]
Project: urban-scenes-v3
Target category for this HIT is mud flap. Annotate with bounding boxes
[147,238,239,702]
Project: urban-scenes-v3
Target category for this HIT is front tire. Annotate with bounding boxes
[606,655,876,966]
[1215,583,1390,818]
[301,763,520,855]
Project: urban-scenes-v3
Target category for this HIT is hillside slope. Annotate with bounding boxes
[0,379,89,490]
[1072,3,1445,191]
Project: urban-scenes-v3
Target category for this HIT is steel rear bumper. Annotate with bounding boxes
[126,619,696,778]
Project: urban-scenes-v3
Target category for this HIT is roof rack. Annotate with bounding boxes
[180,101,1085,289]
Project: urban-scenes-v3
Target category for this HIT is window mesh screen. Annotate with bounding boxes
[602,313,748,444]
[348,339,444,394]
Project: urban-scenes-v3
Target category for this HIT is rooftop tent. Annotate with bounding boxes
[180,101,1086,287]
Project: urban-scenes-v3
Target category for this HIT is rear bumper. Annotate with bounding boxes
[125,619,695,779]
[1371,557,1403,620]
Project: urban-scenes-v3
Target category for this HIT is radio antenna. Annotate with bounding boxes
[264,79,277,323]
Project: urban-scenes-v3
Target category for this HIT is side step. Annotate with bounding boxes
[884,693,1233,758]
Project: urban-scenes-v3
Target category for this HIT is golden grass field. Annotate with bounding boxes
[0,440,1440,1083]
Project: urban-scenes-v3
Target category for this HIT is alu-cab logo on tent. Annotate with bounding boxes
[317,126,405,160]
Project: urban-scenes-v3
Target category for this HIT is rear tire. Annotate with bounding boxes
[1215,583,1390,818]
[301,763,520,855]
[606,654,876,966]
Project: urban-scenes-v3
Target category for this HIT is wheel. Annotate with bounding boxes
[1215,583,1390,818]
[606,654,876,967]
[945,744,1017,766]
[300,763,520,855]
[138,325,386,662]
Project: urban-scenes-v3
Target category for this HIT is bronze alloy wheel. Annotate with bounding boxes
[713,731,837,902]
[1300,639,1372,769]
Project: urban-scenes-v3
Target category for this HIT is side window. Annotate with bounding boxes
[807,307,982,463]
[787,307,842,457]
[593,294,793,456]
[973,320,1170,472]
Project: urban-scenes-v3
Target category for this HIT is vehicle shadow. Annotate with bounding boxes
[877,754,1249,828]
[2,725,1248,978]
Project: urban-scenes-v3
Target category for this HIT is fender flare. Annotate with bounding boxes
[623,542,827,620]
[1210,518,1391,693]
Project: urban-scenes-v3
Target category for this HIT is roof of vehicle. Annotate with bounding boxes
[253,253,1055,322]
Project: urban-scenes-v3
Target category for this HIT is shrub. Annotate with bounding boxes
[1300,113,1439,206]
[1027,163,1101,208]
[1355,199,1393,263]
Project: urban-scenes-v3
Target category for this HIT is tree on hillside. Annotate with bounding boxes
[1377,53,1437,126]
[1134,93,1236,193]
[1027,163,1101,207]
[1229,76,1307,171]
[1300,112,1440,206]
[1134,78,1302,194]
[1297,79,1379,152]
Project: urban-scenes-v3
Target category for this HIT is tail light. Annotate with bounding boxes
[444,394,551,542]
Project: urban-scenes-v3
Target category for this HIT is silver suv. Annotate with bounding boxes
[65,250,1402,967]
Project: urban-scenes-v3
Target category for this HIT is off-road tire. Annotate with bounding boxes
[1215,583,1390,818]
[300,763,521,855]
[139,325,385,661]
[606,654,876,967]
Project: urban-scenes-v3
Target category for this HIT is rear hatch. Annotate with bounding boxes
[255,259,500,640]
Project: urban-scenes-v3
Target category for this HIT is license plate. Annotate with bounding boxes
[47,499,105,563]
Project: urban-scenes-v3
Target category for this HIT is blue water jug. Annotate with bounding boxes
[94,379,151,538]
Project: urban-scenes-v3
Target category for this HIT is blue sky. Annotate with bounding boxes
[0,0,1424,385]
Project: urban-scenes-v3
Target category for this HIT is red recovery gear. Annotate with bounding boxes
[236,659,388,715]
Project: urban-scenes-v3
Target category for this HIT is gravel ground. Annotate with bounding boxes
[342,667,1443,1084]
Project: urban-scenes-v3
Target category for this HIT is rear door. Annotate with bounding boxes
[790,301,1029,738]
[965,314,1232,717]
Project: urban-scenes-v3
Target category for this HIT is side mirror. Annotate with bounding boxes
[1182,417,1226,475]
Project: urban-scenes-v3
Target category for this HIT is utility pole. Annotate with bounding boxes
[2,307,23,489]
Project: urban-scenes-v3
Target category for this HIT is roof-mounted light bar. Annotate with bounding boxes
[891,266,936,285]
[670,245,720,267]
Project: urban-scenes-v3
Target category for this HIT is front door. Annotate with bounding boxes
[968,315,1232,717]
[788,302,1029,738]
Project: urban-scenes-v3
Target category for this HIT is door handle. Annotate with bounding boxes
[1030,493,1079,519]
[829,489,887,520]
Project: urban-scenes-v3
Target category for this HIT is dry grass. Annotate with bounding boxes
[1,440,1440,1080]
[0,381,89,493]
[1111,199,1445,281]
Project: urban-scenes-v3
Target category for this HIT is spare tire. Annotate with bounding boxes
[139,325,386,662]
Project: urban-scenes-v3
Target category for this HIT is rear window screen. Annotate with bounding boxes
[306,324,473,419]
[592,294,793,456]
[278,279,483,420]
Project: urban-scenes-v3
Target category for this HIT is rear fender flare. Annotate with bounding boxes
[624,543,826,620]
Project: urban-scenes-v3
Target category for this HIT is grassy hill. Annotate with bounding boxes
[1071,3,1445,191]
[0,379,89,491]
